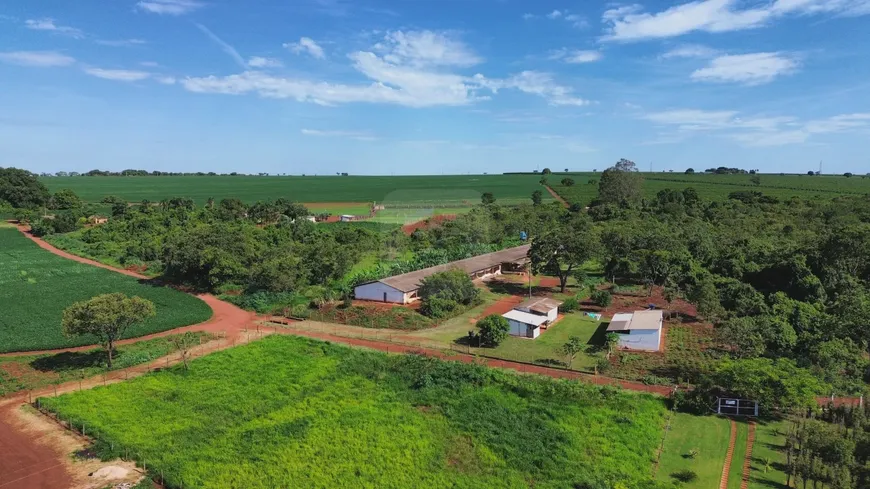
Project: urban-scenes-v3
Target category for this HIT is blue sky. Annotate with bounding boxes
[1,0,869,175]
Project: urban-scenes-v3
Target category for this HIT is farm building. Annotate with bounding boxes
[606,310,663,351]
[503,297,562,339]
[354,245,530,304]
[339,215,355,222]
[88,215,108,225]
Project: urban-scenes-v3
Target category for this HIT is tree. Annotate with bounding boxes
[419,269,480,318]
[605,332,621,359]
[539,177,549,186]
[50,189,83,210]
[477,314,509,347]
[170,332,200,370]
[0,167,51,208]
[531,190,543,206]
[591,290,612,307]
[564,168,569,172]
[685,168,695,174]
[481,192,495,205]
[750,175,762,186]
[597,159,644,206]
[529,220,599,293]
[61,293,156,368]
[541,168,552,175]
[561,178,575,187]
[560,336,586,369]
[844,172,853,178]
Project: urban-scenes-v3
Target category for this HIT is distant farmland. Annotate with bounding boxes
[551,172,870,205]
[40,174,553,207]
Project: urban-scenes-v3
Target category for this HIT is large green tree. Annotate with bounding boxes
[529,218,599,293]
[597,159,644,206]
[0,167,51,208]
[62,293,156,368]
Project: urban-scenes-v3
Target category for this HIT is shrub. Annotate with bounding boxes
[671,470,698,483]
[591,290,612,308]
[560,297,579,313]
[420,296,459,319]
[419,269,479,318]
[477,314,510,347]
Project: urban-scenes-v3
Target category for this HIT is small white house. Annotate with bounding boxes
[503,297,563,339]
[503,310,549,339]
[340,214,355,222]
[606,310,663,351]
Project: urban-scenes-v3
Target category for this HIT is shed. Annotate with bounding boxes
[339,215,354,222]
[606,310,663,351]
[515,297,562,323]
[503,310,549,339]
[354,245,530,304]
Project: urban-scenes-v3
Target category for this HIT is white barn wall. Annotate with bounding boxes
[617,329,661,351]
[353,282,407,304]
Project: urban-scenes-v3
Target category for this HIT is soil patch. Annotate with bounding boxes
[401,214,457,235]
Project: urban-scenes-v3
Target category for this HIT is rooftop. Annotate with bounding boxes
[516,297,562,314]
[375,244,531,293]
[503,309,549,326]
[606,310,663,332]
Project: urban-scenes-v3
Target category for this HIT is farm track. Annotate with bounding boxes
[740,421,756,489]
[720,420,738,489]
[544,185,569,207]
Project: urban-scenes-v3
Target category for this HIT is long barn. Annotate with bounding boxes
[354,245,530,304]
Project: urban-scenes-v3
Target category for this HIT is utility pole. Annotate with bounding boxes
[818,160,823,176]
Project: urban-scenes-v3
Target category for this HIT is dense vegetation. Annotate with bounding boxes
[42,335,670,489]
[0,225,211,352]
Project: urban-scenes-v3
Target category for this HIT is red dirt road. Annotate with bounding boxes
[544,185,569,208]
[0,404,69,489]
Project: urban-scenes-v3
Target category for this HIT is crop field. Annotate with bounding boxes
[0,226,212,353]
[551,172,870,205]
[42,335,669,489]
[40,174,553,206]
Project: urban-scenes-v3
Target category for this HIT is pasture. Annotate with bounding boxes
[551,172,870,205]
[41,335,669,489]
[40,174,553,206]
[0,226,211,353]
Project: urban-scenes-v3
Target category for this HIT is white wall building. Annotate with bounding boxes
[606,310,663,351]
[502,297,563,339]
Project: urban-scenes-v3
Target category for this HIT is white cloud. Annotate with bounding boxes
[284,37,326,59]
[0,50,75,67]
[156,76,177,85]
[547,10,563,19]
[301,129,376,141]
[642,108,870,146]
[565,50,603,63]
[84,68,151,81]
[661,44,719,58]
[522,13,535,20]
[136,0,203,15]
[247,56,283,68]
[182,30,585,108]
[140,61,160,67]
[691,52,799,85]
[25,18,83,38]
[376,30,481,67]
[195,23,247,69]
[602,0,870,42]
[96,39,147,47]
[477,71,589,106]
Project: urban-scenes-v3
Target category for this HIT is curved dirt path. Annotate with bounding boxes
[543,185,570,208]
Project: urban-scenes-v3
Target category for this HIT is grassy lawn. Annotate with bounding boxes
[0,332,213,396]
[408,289,503,344]
[748,419,790,489]
[0,227,212,353]
[727,420,751,489]
[656,413,731,488]
[42,335,668,489]
[483,314,604,369]
[370,207,474,224]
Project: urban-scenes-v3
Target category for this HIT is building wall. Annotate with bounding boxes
[507,319,540,338]
[617,328,662,351]
[353,282,407,304]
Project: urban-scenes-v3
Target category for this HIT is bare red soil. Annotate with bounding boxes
[543,185,569,208]
[401,214,457,235]
[473,295,524,323]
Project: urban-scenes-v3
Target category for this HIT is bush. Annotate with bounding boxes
[671,470,698,483]
[419,269,479,318]
[420,296,459,319]
[560,297,579,313]
[591,290,612,308]
[477,314,510,347]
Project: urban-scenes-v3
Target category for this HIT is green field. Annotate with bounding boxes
[42,335,669,489]
[656,413,731,488]
[40,174,553,206]
[0,332,212,396]
[0,226,212,353]
[551,172,870,205]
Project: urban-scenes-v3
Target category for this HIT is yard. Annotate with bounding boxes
[483,314,603,369]
[656,413,731,488]
[0,225,212,353]
[41,335,669,489]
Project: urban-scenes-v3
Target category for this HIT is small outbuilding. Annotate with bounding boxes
[606,310,663,351]
[88,215,108,225]
[503,296,563,339]
[339,215,355,222]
